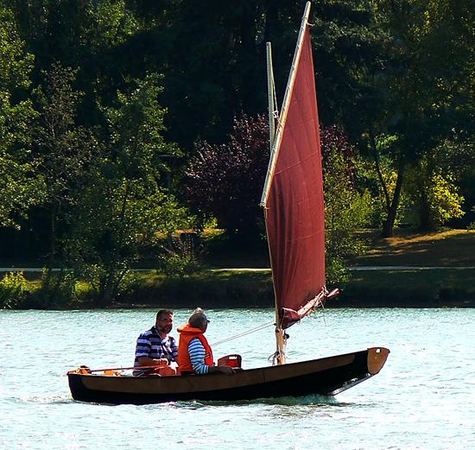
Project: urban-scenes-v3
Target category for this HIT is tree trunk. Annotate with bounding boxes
[418,188,434,231]
[382,162,405,237]
[369,129,391,214]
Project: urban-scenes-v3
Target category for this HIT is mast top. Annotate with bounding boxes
[260,1,312,208]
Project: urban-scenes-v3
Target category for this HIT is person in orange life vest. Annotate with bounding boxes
[177,308,234,375]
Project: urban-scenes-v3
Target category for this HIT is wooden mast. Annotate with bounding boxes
[265,40,285,365]
[266,42,277,149]
[261,2,312,365]
[260,1,312,207]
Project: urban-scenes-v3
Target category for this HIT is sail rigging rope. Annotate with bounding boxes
[212,321,275,347]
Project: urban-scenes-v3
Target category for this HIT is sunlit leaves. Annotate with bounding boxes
[82,0,139,49]
[0,4,43,228]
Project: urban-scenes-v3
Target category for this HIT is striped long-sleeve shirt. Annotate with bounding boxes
[188,338,210,374]
[134,326,178,368]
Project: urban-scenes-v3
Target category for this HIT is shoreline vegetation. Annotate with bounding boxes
[1,229,474,309]
[1,2,473,312]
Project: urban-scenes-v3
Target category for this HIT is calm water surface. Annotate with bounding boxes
[1,308,474,449]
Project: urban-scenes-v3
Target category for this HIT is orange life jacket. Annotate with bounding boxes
[177,324,214,373]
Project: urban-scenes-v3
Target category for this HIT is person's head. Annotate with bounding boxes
[188,307,209,332]
[155,309,174,334]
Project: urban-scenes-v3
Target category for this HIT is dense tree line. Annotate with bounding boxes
[0,0,473,305]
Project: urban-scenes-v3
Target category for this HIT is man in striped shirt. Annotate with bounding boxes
[134,310,178,375]
[177,308,234,375]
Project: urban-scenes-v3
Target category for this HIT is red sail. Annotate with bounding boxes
[264,28,325,329]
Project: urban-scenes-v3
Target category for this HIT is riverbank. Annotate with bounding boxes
[1,229,474,309]
[116,265,474,309]
[107,227,475,309]
[340,229,475,307]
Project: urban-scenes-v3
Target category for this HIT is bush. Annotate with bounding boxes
[322,126,373,284]
[326,257,350,287]
[468,208,475,230]
[33,270,79,308]
[0,272,28,309]
[158,233,202,277]
[404,154,465,230]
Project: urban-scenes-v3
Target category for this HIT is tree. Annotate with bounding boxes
[34,63,95,263]
[184,114,269,235]
[404,150,465,230]
[321,126,372,283]
[132,0,269,148]
[68,74,190,305]
[8,0,142,130]
[311,0,388,133]
[0,5,43,229]
[184,117,371,285]
[362,0,475,236]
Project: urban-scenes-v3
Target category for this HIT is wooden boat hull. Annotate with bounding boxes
[67,347,389,404]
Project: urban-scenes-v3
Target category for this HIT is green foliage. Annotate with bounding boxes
[158,234,202,278]
[33,269,79,308]
[0,0,472,294]
[101,73,181,174]
[158,253,200,278]
[429,174,464,225]
[34,63,94,206]
[430,136,475,227]
[69,182,192,302]
[359,0,474,236]
[0,6,33,91]
[67,74,192,304]
[0,271,27,308]
[0,5,44,228]
[32,62,96,266]
[83,0,139,49]
[358,141,411,228]
[468,208,475,230]
[312,0,388,132]
[404,155,465,230]
[322,127,373,284]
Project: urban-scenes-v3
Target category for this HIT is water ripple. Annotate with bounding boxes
[0,308,474,450]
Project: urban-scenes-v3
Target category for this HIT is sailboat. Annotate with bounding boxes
[67,2,389,405]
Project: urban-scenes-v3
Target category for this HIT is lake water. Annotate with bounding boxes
[0,308,474,449]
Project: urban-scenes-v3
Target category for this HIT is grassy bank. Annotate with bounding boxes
[1,229,474,309]
[116,229,475,308]
[120,270,275,309]
[341,268,475,307]
[351,229,475,267]
[338,229,475,307]
[118,266,475,309]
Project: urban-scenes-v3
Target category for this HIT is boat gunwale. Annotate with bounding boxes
[68,347,389,396]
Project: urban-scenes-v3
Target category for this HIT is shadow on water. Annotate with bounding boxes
[59,395,350,409]
[172,394,348,408]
